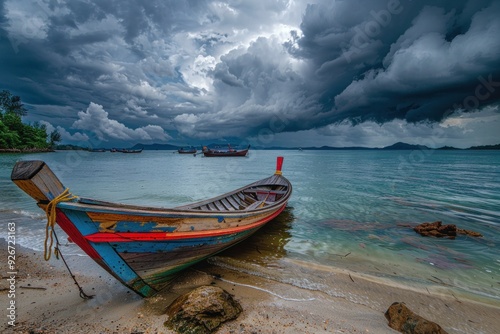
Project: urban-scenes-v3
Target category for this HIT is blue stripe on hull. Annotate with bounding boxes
[59,209,154,295]
[109,221,178,233]
[89,242,154,296]
[60,208,99,235]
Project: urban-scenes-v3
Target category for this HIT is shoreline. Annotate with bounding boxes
[1,239,499,333]
[0,148,55,154]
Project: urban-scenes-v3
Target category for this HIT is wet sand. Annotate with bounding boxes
[1,239,499,334]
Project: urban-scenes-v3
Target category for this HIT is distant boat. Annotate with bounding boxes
[177,147,197,154]
[202,144,250,157]
[122,149,143,153]
[90,148,106,152]
[11,157,292,297]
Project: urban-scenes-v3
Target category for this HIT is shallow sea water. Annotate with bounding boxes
[1,149,499,305]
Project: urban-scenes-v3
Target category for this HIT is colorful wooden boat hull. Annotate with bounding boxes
[11,158,291,297]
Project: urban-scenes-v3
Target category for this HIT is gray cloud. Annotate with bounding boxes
[287,0,500,124]
[0,0,499,147]
[73,102,171,141]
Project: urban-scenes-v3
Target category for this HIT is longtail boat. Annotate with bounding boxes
[11,157,291,297]
[121,148,143,153]
[177,147,197,154]
[202,144,250,157]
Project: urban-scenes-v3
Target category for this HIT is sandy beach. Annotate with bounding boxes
[1,239,499,334]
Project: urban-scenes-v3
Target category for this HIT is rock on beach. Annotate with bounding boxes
[164,285,242,334]
[385,302,448,334]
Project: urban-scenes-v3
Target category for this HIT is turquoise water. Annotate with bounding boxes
[1,149,499,304]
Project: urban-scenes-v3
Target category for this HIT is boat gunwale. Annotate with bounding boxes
[84,202,287,243]
[57,175,292,217]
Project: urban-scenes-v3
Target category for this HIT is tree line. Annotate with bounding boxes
[0,90,61,150]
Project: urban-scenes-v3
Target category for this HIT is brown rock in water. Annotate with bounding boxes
[413,221,482,239]
[413,221,456,238]
[457,228,483,237]
[165,285,242,334]
[385,302,448,334]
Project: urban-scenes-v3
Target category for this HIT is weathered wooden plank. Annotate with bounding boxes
[11,161,66,202]
[243,189,287,195]
[245,200,264,210]
[213,200,226,211]
[242,196,257,207]
[10,160,45,180]
[221,198,235,211]
[12,179,48,203]
[227,195,240,209]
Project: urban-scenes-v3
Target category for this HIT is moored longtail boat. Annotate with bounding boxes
[177,147,197,154]
[202,144,250,157]
[121,148,143,153]
[11,157,291,297]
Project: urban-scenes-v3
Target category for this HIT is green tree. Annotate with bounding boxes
[50,129,62,148]
[0,120,21,148]
[0,89,53,150]
[0,90,27,116]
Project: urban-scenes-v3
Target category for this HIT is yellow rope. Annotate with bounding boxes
[44,188,78,261]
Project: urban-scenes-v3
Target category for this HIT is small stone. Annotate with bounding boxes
[385,302,448,334]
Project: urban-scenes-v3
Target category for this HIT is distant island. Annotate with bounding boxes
[229,142,500,151]
[466,144,500,150]
[130,141,500,151]
[49,141,500,152]
[260,142,500,151]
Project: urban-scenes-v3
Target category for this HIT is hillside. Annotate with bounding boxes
[131,143,180,150]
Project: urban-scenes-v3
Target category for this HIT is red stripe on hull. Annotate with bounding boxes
[85,203,286,243]
[56,210,102,260]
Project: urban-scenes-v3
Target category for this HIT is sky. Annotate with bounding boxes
[1,0,499,149]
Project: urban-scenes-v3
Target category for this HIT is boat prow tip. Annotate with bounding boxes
[11,160,66,203]
[11,160,46,180]
[275,156,284,175]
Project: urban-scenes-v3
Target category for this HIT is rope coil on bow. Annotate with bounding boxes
[43,188,94,299]
[44,188,78,261]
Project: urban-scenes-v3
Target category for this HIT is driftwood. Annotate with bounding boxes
[413,221,482,239]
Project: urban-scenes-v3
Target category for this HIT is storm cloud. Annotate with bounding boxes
[0,0,499,147]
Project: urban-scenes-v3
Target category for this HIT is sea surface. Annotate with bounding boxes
[1,149,499,305]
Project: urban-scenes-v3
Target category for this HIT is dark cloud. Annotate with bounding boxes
[176,0,500,141]
[284,0,500,126]
[0,0,499,147]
